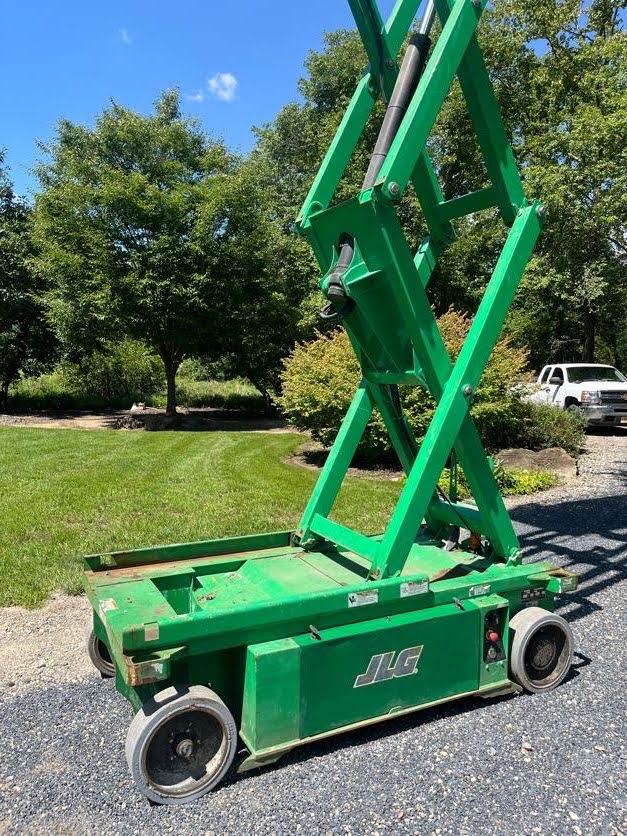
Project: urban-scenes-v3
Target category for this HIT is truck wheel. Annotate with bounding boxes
[509,607,573,693]
[87,628,115,678]
[566,403,584,417]
[125,685,237,805]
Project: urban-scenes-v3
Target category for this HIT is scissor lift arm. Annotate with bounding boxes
[295,0,539,580]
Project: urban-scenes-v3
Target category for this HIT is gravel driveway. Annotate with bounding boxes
[1,431,626,835]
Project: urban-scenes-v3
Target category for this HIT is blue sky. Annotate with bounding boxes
[2,0,399,200]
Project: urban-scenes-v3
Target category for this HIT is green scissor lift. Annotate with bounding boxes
[84,0,578,805]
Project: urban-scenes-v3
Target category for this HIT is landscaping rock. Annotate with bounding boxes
[114,412,183,431]
[496,446,578,479]
[114,414,146,430]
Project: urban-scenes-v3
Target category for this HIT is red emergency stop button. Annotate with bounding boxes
[488,631,499,643]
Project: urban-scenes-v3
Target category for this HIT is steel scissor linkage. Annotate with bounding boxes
[295,0,545,580]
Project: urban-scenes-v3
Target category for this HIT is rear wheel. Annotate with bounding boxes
[87,629,115,678]
[509,607,574,693]
[125,685,237,805]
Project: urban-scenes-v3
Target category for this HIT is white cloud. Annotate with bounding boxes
[207,72,238,103]
[185,90,205,103]
[119,28,132,45]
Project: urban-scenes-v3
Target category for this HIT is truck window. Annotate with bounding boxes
[565,366,627,383]
[540,367,552,384]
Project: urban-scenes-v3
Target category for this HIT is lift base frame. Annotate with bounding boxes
[84,530,576,769]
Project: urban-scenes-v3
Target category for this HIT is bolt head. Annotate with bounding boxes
[536,204,547,218]
[388,181,400,197]
[386,59,395,70]
[463,385,473,396]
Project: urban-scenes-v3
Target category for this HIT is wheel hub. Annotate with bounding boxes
[524,624,565,682]
[530,635,557,671]
[175,738,195,760]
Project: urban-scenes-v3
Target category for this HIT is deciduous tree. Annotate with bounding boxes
[0,152,55,407]
[33,91,252,412]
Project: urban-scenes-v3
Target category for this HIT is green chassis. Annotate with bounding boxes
[85,531,576,770]
[83,0,578,781]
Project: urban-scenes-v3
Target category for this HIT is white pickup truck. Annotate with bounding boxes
[531,363,627,426]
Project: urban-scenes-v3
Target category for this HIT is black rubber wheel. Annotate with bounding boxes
[566,403,585,419]
[509,607,574,693]
[87,628,115,678]
[125,685,237,805]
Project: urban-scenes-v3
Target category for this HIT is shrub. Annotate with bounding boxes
[8,340,164,410]
[279,311,585,460]
[8,368,266,414]
[472,399,585,456]
[176,357,238,383]
[519,400,586,455]
[278,327,362,443]
[148,378,265,412]
[63,340,165,403]
[499,468,559,495]
[177,358,211,382]
[438,464,558,498]
[8,369,81,410]
[436,309,530,400]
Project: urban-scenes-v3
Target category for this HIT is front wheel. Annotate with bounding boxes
[509,607,574,693]
[125,685,238,805]
[566,402,585,418]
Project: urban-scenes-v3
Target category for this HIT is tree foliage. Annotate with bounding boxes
[251,30,425,339]
[429,0,627,366]
[254,1,627,371]
[517,0,627,366]
[63,339,165,403]
[0,152,55,407]
[8,0,627,422]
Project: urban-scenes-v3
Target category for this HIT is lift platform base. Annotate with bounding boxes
[84,529,576,802]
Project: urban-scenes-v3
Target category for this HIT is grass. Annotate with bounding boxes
[0,428,401,608]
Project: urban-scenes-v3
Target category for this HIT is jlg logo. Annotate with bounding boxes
[353,645,424,688]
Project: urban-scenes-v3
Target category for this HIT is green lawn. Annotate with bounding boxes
[0,428,401,607]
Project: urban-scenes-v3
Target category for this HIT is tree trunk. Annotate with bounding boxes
[156,346,181,415]
[248,375,274,413]
[0,380,8,412]
[582,307,596,362]
[164,363,178,414]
